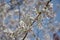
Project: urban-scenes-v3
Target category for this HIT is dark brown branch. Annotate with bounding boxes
[22,31,28,40]
[46,0,52,6]
[22,12,41,40]
[22,0,52,40]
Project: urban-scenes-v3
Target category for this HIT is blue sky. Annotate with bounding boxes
[5,0,60,22]
[3,0,60,40]
[52,0,60,22]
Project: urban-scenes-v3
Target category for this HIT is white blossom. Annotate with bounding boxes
[49,3,53,8]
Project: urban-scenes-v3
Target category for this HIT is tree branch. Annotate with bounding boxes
[22,12,41,40]
[22,0,52,40]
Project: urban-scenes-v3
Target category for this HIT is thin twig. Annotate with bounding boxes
[18,5,21,24]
